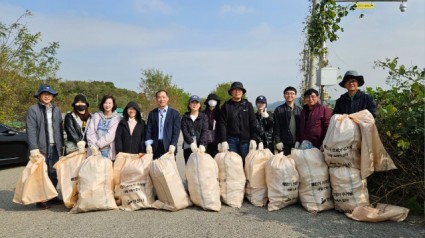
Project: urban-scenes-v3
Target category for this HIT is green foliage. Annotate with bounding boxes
[305,0,357,57]
[139,68,190,115]
[367,57,424,214]
[0,10,60,80]
[210,82,232,106]
[0,11,60,123]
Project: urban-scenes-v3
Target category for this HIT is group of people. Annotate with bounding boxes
[25,70,376,209]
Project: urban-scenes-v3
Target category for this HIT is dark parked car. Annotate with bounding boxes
[0,123,29,166]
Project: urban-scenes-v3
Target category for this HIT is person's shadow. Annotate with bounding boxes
[0,189,69,212]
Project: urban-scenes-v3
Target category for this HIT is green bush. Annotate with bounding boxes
[367,57,424,215]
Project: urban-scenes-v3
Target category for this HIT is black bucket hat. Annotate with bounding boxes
[228,81,246,95]
[72,94,89,107]
[339,70,365,88]
[204,93,220,106]
[34,84,58,98]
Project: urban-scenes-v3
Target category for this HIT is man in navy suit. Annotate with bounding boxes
[145,90,181,159]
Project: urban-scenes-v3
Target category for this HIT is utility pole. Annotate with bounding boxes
[307,0,319,90]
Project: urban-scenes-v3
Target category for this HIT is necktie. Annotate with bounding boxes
[160,112,164,137]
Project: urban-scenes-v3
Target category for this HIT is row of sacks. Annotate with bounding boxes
[245,143,409,222]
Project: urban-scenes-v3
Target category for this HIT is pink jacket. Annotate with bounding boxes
[86,111,121,160]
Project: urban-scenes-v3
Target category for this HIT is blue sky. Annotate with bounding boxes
[1,0,424,104]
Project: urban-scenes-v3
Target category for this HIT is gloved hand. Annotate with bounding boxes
[221,141,229,152]
[249,140,257,151]
[276,142,283,151]
[146,145,153,154]
[190,143,198,153]
[294,141,300,149]
[169,145,176,154]
[77,141,86,152]
[90,146,99,156]
[199,145,206,153]
[261,109,269,118]
[258,142,264,150]
[30,149,41,157]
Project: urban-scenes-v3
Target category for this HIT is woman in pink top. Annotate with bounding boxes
[86,95,121,160]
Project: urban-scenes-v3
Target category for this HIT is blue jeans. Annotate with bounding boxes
[227,136,249,161]
[47,144,59,188]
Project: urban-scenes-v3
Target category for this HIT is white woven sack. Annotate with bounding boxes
[266,153,299,211]
[214,151,246,208]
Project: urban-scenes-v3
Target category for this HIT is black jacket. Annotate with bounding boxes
[64,112,89,144]
[203,107,220,144]
[115,101,146,154]
[218,99,257,143]
[181,112,209,147]
[255,111,274,148]
[273,103,302,145]
[333,90,377,118]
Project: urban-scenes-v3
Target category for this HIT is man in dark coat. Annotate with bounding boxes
[218,82,258,160]
[115,101,146,155]
[333,70,377,118]
[298,89,332,149]
[145,90,181,159]
[273,86,302,155]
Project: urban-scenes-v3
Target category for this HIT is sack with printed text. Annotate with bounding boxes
[291,146,334,212]
[266,153,299,211]
[323,114,361,169]
[329,167,369,213]
[53,150,86,208]
[119,153,155,211]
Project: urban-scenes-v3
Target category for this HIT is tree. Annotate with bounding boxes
[210,82,233,106]
[0,11,60,123]
[139,68,189,114]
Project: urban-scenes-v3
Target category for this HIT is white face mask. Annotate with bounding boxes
[208,100,217,107]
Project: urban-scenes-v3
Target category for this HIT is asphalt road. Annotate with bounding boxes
[1,140,424,238]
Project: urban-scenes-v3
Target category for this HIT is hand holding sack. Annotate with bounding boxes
[168,145,176,154]
[249,140,257,151]
[186,152,221,211]
[198,145,206,153]
[190,143,198,153]
[13,153,58,205]
[77,141,86,152]
[150,153,191,211]
[70,153,117,213]
[146,145,153,154]
[220,142,229,152]
[275,142,284,152]
[266,153,299,211]
[214,151,246,208]
[261,110,269,118]
[244,142,273,207]
[53,150,86,208]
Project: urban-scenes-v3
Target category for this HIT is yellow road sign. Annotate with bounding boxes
[355,2,375,9]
